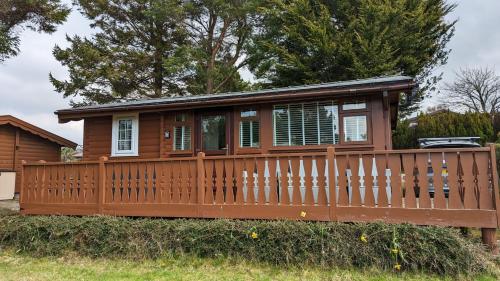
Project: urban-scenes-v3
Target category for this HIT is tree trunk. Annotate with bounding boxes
[206,64,214,95]
[205,12,216,95]
[153,48,163,97]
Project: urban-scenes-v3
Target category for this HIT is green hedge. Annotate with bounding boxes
[393,111,494,149]
[0,214,493,276]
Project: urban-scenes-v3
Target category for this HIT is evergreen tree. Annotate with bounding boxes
[51,0,256,106]
[50,0,456,109]
[248,0,456,116]
[0,0,69,62]
[183,0,256,95]
[248,0,346,85]
[50,0,190,106]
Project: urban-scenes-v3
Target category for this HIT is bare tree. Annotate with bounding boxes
[444,67,500,115]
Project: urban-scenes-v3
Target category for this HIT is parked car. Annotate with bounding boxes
[418,137,481,149]
[417,137,481,198]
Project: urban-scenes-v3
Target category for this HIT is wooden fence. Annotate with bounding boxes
[20,145,500,229]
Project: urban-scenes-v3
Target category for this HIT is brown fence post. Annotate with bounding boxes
[482,228,498,254]
[327,146,337,221]
[486,144,500,253]
[197,152,206,205]
[98,156,108,214]
[489,144,500,225]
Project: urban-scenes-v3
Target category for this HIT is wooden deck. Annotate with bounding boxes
[20,145,500,230]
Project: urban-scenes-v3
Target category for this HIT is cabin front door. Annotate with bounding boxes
[196,111,232,155]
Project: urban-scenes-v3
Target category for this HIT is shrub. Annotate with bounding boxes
[494,143,500,169]
[393,111,494,149]
[0,214,493,276]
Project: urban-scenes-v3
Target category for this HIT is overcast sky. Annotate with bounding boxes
[0,1,499,146]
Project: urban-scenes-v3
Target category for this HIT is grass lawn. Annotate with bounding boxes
[0,252,497,281]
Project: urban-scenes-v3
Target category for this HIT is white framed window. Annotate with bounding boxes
[239,110,259,148]
[111,114,139,156]
[343,115,367,142]
[272,101,339,146]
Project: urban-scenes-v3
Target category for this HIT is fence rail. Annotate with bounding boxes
[20,145,500,229]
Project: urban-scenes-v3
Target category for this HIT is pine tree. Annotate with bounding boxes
[51,0,256,106]
[248,0,348,86]
[0,0,69,62]
[50,0,190,106]
[249,0,456,116]
[183,0,256,95]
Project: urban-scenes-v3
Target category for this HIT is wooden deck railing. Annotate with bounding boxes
[20,145,500,229]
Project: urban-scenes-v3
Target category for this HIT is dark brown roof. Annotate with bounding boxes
[0,115,77,148]
[56,75,416,122]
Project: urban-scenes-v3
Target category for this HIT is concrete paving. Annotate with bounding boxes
[0,199,19,212]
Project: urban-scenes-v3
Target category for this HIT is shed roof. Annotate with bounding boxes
[0,115,77,148]
[56,75,415,122]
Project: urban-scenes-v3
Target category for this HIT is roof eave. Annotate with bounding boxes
[0,115,77,148]
[57,79,416,123]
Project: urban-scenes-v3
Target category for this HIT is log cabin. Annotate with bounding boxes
[55,76,416,160]
[0,115,77,193]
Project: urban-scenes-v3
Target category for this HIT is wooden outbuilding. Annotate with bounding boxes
[0,115,77,193]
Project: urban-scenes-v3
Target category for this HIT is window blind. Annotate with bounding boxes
[240,120,260,148]
[273,101,339,146]
[343,115,367,142]
[173,126,191,151]
[289,104,303,146]
[303,103,318,145]
[273,105,290,146]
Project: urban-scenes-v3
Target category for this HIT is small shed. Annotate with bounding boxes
[0,115,77,194]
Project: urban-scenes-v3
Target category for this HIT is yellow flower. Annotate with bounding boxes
[251,232,258,239]
[394,263,401,271]
[391,248,398,254]
[300,211,307,218]
[360,234,368,243]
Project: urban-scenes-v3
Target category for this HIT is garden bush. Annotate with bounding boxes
[393,111,494,149]
[0,214,493,276]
